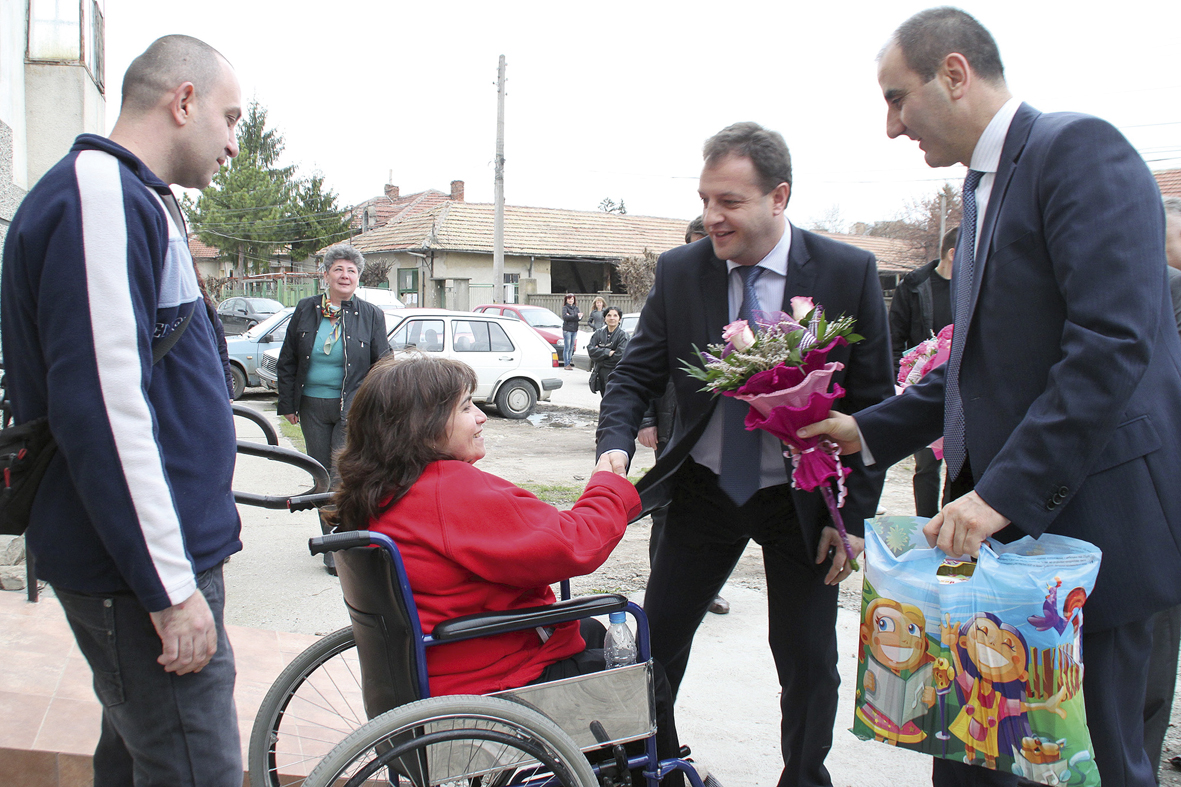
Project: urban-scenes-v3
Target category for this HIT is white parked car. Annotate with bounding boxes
[388,309,562,418]
[258,309,562,419]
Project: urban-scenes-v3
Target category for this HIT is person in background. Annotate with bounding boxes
[1143,195,1181,783]
[1,35,245,785]
[587,295,608,332]
[277,243,391,573]
[587,306,629,396]
[889,226,958,517]
[561,293,582,370]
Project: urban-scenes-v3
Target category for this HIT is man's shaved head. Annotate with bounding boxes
[121,35,229,112]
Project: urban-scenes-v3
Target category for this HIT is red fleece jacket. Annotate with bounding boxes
[369,461,640,695]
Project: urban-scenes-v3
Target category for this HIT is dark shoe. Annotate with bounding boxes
[708,596,729,615]
[323,552,337,577]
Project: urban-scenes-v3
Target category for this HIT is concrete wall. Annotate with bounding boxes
[0,0,27,193]
[434,251,553,294]
[354,249,562,308]
[0,120,25,250]
[25,63,105,185]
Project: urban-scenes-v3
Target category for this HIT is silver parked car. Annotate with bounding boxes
[216,296,284,335]
[225,308,294,399]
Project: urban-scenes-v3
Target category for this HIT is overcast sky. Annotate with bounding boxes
[103,0,1181,232]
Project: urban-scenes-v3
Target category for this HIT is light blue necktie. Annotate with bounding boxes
[943,169,984,481]
[718,265,765,506]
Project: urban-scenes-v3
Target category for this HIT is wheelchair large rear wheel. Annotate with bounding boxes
[304,694,598,787]
[249,626,365,787]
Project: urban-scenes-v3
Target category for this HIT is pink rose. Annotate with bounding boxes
[722,320,756,351]
[790,296,815,322]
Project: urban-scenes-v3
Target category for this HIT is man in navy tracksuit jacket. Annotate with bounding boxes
[1,36,244,786]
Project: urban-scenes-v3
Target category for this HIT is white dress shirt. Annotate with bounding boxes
[690,216,793,489]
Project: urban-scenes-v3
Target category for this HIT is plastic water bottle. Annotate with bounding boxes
[603,611,637,668]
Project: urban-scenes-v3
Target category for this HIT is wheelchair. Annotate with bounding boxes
[244,497,710,787]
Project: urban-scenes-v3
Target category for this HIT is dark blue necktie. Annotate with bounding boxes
[718,265,765,506]
[943,169,984,481]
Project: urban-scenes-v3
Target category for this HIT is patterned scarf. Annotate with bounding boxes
[320,294,344,354]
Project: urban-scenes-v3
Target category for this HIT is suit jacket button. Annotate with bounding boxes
[1046,499,1057,509]
[1057,486,1069,496]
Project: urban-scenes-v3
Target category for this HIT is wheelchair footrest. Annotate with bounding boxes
[490,660,656,752]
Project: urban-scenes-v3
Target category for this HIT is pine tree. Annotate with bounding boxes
[287,174,354,262]
[185,101,352,277]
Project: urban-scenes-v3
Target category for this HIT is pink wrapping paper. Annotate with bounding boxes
[721,338,851,492]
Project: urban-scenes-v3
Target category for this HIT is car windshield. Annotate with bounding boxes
[247,298,283,313]
[519,308,562,328]
[244,308,293,340]
[622,314,639,334]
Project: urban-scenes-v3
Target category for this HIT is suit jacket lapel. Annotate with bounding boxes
[966,102,1038,323]
[783,223,816,307]
[703,252,729,344]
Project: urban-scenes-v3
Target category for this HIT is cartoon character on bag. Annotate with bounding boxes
[942,613,1069,769]
[856,597,938,744]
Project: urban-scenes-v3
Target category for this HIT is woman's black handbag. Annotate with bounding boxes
[0,417,56,536]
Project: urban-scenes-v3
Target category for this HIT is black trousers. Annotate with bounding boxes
[913,447,943,518]
[1144,604,1181,781]
[934,468,1158,787]
[644,459,839,787]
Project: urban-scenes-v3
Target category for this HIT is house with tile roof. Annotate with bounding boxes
[349,178,461,233]
[189,235,227,280]
[343,198,919,309]
[1154,169,1181,199]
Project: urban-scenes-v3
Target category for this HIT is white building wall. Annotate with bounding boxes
[434,251,552,292]
[0,0,28,193]
[25,63,105,184]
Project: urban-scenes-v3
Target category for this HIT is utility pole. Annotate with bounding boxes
[493,55,506,303]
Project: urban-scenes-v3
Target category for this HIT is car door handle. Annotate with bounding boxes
[499,356,515,361]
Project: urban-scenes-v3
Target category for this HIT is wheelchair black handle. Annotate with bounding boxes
[233,442,330,509]
[231,404,279,445]
[288,493,334,512]
[309,530,373,555]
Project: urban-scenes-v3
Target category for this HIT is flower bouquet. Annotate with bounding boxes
[896,324,953,458]
[682,296,864,568]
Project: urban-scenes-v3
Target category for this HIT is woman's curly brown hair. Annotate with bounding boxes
[329,353,477,531]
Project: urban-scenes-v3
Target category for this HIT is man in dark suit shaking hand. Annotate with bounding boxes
[801,8,1181,787]
[596,123,894,787]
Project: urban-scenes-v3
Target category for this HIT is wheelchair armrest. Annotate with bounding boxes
[431,594,629,643]
[309,531,373,554]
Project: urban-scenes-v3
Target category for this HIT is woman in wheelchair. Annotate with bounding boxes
[329,352,688,785]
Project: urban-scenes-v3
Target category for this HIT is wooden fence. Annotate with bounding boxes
[527,292,644,315]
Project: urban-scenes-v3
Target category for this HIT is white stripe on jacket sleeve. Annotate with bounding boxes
[75,150,197,606]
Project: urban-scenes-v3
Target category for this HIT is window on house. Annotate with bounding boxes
[27,0,81,61]
[90,1,104,91]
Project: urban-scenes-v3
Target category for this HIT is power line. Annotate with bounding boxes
[195,226,356,246]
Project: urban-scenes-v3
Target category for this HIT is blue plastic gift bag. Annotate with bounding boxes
[852,516,1102,786]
